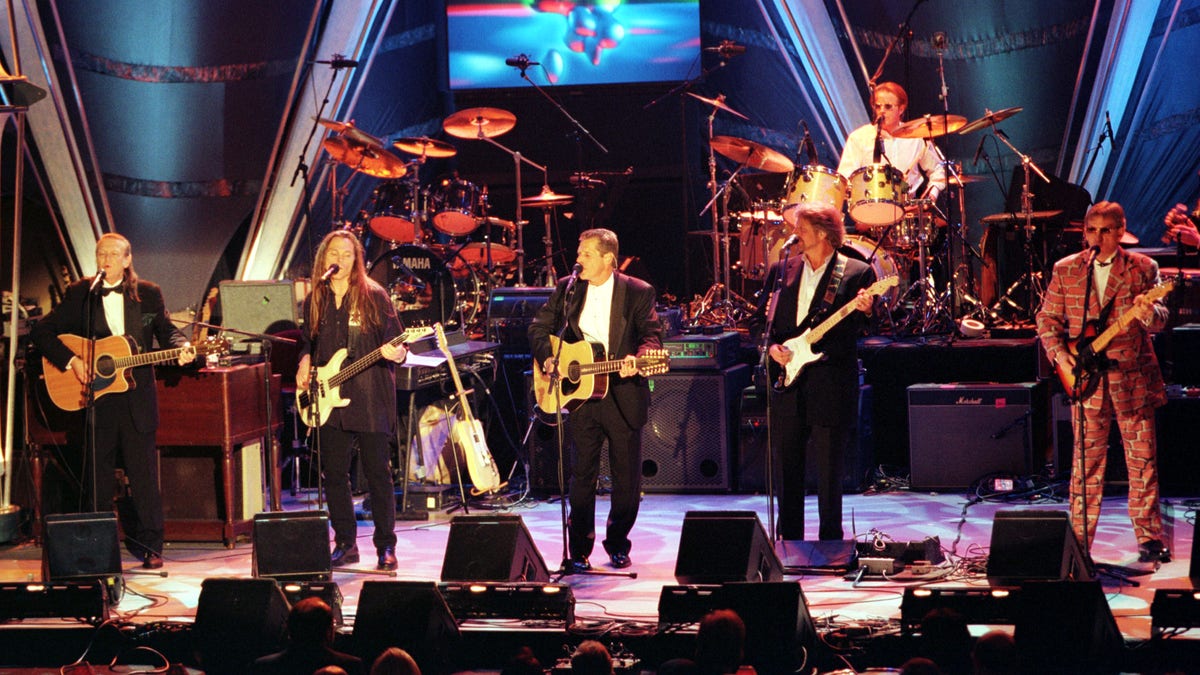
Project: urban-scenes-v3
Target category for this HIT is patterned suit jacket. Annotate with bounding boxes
[1036,247,1168,412]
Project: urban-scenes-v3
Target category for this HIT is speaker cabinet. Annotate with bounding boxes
[908,382,1046,490]
[642,364,751,492]
[1014,580,1121,673]
[718,581,816,675]
[737,384,874,493]
[353,581,460,668]
[440,514,549,582]
[674,511,783,584]
[218,280,298,346]
[42,512,122,581]
[986,510,1092,582]
[193,577,290,674]
[252,510,331,581]
[160,442,262,533]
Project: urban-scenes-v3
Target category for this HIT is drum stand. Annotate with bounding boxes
[986,133,1051,324]
[692,108,747,327]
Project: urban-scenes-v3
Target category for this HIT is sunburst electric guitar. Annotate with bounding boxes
[533,336,671,416]
[296,326,433,427]
[775,275,898,390]
[434,323,503,494]
[1055,279,1175,399]
[43,334,229,411]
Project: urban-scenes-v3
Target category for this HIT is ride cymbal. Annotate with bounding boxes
[443,107,517,139]
[317,118,386,148]
[520,186,573,207]
[892,114,967,139]
[393,136,457,158]
[686,92,749,121]
[710,135,794,174]
[322,136,407,179]
[979,209,1063,225]
[958,106,1024,135]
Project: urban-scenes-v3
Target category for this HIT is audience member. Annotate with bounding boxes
[251,597,364,675]
[899,657,942,675]
[571,640,614,675]
[315,668,349,675]
[370,647,421,675]
[971,630,1017,675]
[916,608,971,675]
[658,609,747,674]
[499,646,543,675]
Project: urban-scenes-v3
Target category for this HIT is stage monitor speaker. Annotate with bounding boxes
[908,382,1044,490]
[252,510,331,581]
[353,580,460,668]
[642,364,751,492]
[440,514,550,582]
[0,581,108,622]
[716,581,816,675]
[986,510,1093,583]
[42,511,122,581]
[674,511,783,584]
[218,280,298,346]
[1014,580,1121,674]
[193,577,290,675]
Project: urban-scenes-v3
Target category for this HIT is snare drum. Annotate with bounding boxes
[782,165,847,225]
[848,163,906,226]
[842,235,902,309]
[430,178,482,236]
[367,180,422,243]
[893,199,937,249]
[367,244,479,328]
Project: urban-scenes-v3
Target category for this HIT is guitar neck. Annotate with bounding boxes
[112,346,188,370]
[1086,282,1173,354]
[576,356,656,377]
[808,302,858,344]
[437,341,475,425]
[327,332,410,389]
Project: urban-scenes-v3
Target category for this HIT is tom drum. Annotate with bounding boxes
[782,165,847,225]
[367,180,423,244]
[848,164,906,227]
[430,178,482,236]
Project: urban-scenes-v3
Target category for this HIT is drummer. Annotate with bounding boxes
[836,81,948,219]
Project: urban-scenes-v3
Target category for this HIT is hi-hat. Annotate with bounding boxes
[322,136,407,179]
[958,107,1024,135]
[687,92,749,121]
[443,107,517,139]
[710,136,794,173]
[980,209,1063,225]
[317,118,384,148]
[892,114,967,139]
[393,136,457,158]
[521,186,573,207]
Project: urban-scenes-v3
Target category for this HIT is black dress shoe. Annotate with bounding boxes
[377,547,398,571]
[1138,539,1170,563]
[331,543,360,567]
[609,552,632,569]
[564,557,591,574]
[142,553,163,570]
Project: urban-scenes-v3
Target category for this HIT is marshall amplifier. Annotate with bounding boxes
[908,382,1047,491]
[663,332,741,370]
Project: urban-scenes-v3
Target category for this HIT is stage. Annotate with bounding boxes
[2,487,1198,673]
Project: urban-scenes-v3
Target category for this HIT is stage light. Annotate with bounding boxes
[438,582,575,624]
[279,580,344,626]
[0,581,109,622]
[900,586,1021,634]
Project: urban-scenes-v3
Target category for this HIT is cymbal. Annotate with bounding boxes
[322,136,407,179]
[709,135,794,174]
[946,174,986,186]
[892,114,967,139]
[442,107,517,139]
[521,186,573,207]
[317,118,385,148]
[958,106,1023,135]
[686,92,749,121]
[392,136,457,158]
[480,216,517,230]
[980,209,1063,225]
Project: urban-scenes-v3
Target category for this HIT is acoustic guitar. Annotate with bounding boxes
[434,322,503,494]
[42,334,229,411]
[532,336,670,416]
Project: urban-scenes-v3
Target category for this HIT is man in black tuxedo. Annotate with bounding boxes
[754,203,876,541]
[528,228,663,571]
[31,233,195,568]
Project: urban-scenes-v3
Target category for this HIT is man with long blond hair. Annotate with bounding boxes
[296,230,408,570]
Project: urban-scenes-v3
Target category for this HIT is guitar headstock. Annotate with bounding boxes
[639,349,671,376]
[196,336,232,357]
[433,323,450,358]
[403,325,435,344]
[1147,278,1176,301]
[870,275,899,295]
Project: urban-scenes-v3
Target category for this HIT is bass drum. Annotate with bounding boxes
[368,245,479,328]
[841,235,903,310]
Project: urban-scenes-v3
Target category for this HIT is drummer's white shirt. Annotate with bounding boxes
[837,123,947,201]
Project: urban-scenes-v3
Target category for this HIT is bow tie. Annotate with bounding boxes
[99,283,124,297]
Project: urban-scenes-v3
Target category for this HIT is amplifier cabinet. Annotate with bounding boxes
[907,382,1047,491]
[662,332,741,370]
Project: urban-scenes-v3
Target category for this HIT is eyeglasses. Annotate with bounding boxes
[1084,227,1116,235]
[873,103,898,110]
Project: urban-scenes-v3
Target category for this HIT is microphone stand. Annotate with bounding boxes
[1078,120,1111,188]
[762,243,797,542]
[866,0,929,91]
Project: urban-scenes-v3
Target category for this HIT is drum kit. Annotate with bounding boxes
[318,107,575,331]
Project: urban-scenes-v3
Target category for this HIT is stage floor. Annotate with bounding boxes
[2,488,1196,647]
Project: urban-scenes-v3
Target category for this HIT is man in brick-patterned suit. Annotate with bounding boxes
[1036,201,1170,563]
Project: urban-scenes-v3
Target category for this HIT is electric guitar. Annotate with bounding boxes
[532,336,671,416]
[296,326,433,427]
[434,322,503,494]
[775,275,898,390]
[1056,279,1174,399]
[42,334,229,411]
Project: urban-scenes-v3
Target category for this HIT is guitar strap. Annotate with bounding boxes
[799,253,846,332]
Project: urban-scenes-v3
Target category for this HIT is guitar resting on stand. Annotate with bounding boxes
[434,323,503,504]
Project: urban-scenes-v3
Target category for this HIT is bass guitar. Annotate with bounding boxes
[775,275,898,390]
[296,326,433,427]
[532,336,671,416]
[43,334,230,411]
[434,322,503,494]
[1055,279,1174,399]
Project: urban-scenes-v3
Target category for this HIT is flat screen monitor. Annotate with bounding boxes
[446,1,701,90]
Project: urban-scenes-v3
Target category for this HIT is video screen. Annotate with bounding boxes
[446,1,701,90]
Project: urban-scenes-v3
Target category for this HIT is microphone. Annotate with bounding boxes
[90,273,106,294]
[1088,245,1101,265]
[801,120,818,165]
[1104,110,1114,143]
[932,31,947,52]
[972,135,987,166]
[564,262,584,293]
[505,54,539,69]
[872,114,884,164]
[319,264,340,284]
[703,40,746,57]
[781,233,800,249]
[313,56,359,69]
